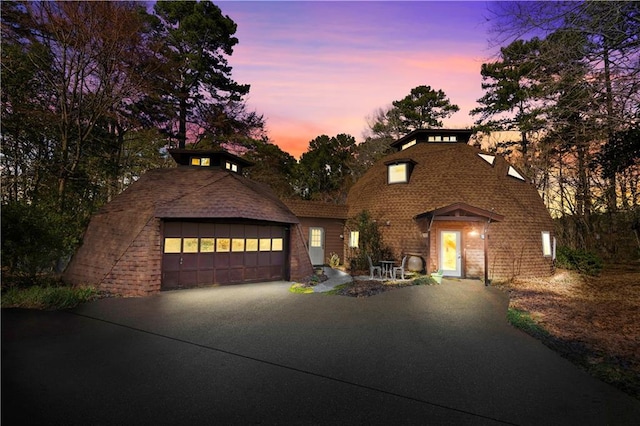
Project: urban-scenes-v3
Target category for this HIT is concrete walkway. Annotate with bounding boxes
[312,266,353,292]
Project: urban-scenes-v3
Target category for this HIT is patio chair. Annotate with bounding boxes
[367,255,382,279]
[393,256,408,280]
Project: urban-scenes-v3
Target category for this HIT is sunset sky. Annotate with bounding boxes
[217,1,496,158]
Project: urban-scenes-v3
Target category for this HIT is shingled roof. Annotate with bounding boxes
[347,140,554,279]
[282,199,349,220]
[64,166,303,293]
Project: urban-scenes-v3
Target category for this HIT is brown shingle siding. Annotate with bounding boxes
[347,141,554,280]
[64,166,308,295]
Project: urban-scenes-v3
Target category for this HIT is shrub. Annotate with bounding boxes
[411,275,439,286]
[347,210,394,272]
[556,246,603,276]
[327,252,340,268]
[1,201,79,277]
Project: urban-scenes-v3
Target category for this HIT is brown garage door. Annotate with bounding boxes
[162,221,288,289]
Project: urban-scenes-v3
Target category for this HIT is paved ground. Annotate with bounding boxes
[3,279,640,425]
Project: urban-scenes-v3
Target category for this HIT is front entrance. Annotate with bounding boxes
[309,227,325,266]
[440,230,461,277]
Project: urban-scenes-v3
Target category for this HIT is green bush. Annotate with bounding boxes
[347,210,394,272]
[1,201,78,277]
[411,275,439,286]
[1,284,98,310]
[327,252,340,268]
[556,246,603,276]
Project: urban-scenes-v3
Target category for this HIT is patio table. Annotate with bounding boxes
[380,260,395,279]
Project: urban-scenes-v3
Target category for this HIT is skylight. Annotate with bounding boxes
[478,153,496,166]
[507,166,526,181]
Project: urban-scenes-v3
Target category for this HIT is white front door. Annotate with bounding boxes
[440,230,461,277]
[309,227,325,266]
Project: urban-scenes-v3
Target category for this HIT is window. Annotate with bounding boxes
[216,238,230,252]
[541,231,553,257]
[164,238,181,253]
[183,238,199,253]
[259,238,271,251]
[478,153,496,166]
[272,238,283,251]
[508,166,526,181]
[401,139,416,150]
[310,228,322,248]
[200,238,215,253]
[349,231,359,248]
[388,163,408,184]
[246,239,259,251]
[232,238,245,252]
[190,157,210,167]
[225,161,238,172]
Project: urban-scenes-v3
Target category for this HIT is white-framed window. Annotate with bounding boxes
[225,161,238,172]
[388,163,408,184]
[349,231,360,248]
[541,231,553,257]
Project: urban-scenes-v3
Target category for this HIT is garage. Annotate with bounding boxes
[162,220,289,289]
[63,149,314,296]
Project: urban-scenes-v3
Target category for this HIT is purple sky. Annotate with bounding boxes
[217,1,495,158]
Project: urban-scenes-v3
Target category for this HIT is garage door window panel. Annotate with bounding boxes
[232,238,245,252]
[259,238,271,251]
[200,238,215,253]
[246,239,258,251]
[272,238,283,251]
[216,238,230,252]
[164,238,181,253]
[183,238,199,253]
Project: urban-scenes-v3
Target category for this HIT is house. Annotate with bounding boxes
[282,199,348,266]
[345,129,555,282]
[63,149,314,295]
[64,129,555,295]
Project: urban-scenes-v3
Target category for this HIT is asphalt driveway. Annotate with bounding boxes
[3,279,640,425]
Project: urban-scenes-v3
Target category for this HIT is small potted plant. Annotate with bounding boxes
[430,269,443,284]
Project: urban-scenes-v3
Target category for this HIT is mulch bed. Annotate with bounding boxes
[333,279,417,297]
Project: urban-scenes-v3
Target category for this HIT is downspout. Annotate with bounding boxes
[426,214,435,274]
[483,208,495,286]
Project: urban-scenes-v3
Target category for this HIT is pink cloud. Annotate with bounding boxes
[220,1,495,158]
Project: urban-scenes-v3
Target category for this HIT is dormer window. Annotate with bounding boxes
[225,161,238,173]
[190,157,210,166]
[386,159,416,184]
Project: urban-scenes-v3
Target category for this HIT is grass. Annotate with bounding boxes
[322,283,350,295]
[1,285,98,310]
[288,283,314,294]
[506,307,551,340]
